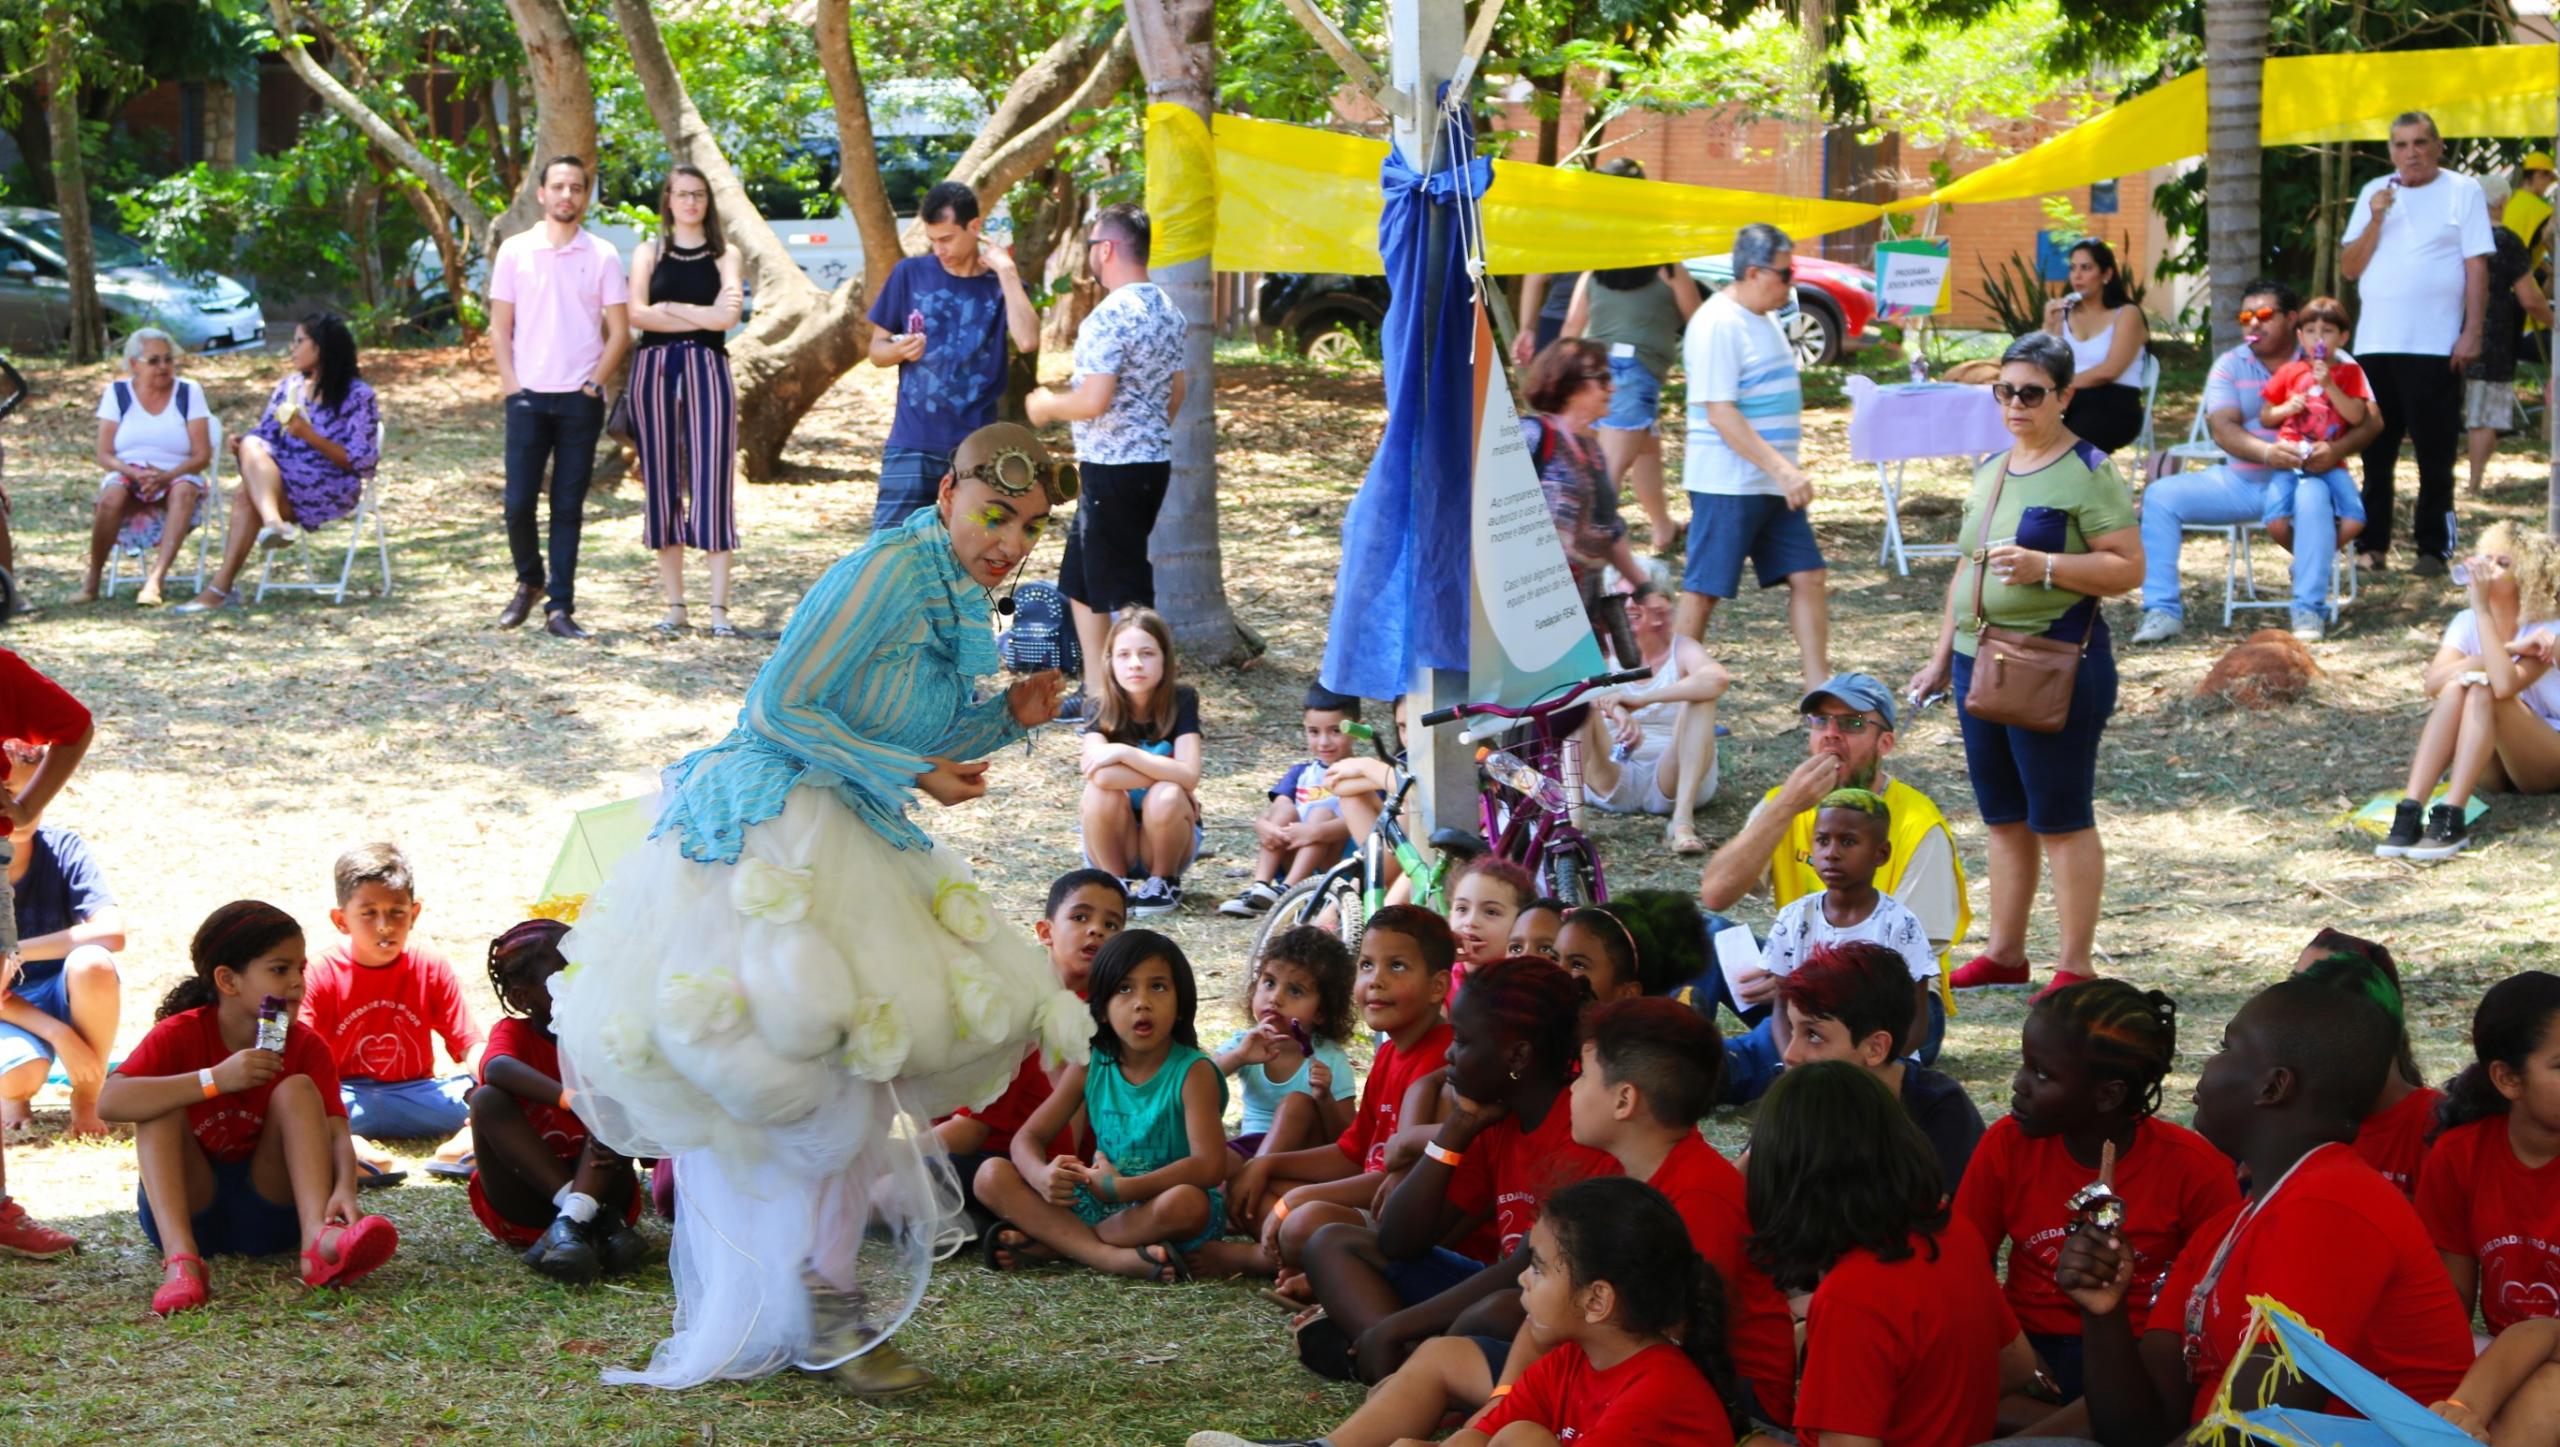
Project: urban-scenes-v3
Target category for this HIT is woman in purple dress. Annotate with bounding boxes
[175,314,380,614]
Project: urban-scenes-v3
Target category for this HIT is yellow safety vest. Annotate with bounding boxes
[2506,191,2553,333]
[1762,775,1969,1016]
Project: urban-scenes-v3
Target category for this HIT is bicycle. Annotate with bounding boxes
[1247,719,1483,960]
[1421,667,1650,907]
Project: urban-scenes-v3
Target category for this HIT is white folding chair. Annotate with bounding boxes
[2128,352,2162,481]
[2154,411,2352,627]
[256,421,393,604]
[105,413,221,598]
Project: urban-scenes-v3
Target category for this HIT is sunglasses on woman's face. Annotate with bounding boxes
[2235,306,2283,325]
[1991,382,2054,407]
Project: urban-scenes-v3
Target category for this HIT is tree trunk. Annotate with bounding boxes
[1124,0,1249,663]
[812,0,906,303]
[493,0,596,247]
[270,0,494,263]
[1532,74,1561,167]
[43,6,103,364]
[609,0,870,481]
[2203,0,2265,355]
[350,174,384,310]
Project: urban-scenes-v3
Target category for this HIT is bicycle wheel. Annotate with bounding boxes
[1251,867,1368,960]
[1544,838,1602,907]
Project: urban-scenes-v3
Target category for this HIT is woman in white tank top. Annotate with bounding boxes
[2041,239,2150,455]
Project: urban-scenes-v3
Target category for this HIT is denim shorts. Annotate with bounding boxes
[1951,613,2119,835]
[1599,355,1662,433]
[0,967,71,1074]
[2257,468,2368,527]
[1683,491,1825,598]
[1385,1245,1489,1305]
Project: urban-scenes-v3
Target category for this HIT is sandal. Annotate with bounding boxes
[653,603,688,636]
[1667,820,1706,855]
[152,1254,209,1316]
[706,606,739,639]
[301,1214,399,1289]
[355,1159,407,1191]
[1136,1242,1192,1285]
[978,1219,1050,1272]
[170,587,238,616]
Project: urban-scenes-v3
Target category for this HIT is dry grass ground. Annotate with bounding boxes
[0,339,2553,1444]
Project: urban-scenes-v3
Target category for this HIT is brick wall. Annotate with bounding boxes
[1496,97,2168,332]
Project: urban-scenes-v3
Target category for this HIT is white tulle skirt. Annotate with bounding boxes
[552,785,1086,1388]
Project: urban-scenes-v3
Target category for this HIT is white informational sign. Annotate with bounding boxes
[1874,239,1954,318]
[1715,924,1766,1009]
[1469,308,1607,704]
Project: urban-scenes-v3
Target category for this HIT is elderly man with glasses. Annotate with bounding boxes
[1694,672,1968,1102]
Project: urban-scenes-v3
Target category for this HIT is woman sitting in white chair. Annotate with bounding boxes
[178,314,379,614]
[80,328,211,606]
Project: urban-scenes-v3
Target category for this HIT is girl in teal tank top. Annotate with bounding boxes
[972,930,1231,1281]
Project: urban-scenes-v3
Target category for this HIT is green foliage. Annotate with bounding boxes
[1963,247,2051,336]
[588,3,840,219]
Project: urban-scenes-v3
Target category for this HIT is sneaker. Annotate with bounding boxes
[1947,953,2032,991]
[1127,876,1176,918]
[0,1197,78,1260]
[522,1213,603,1284]
[2405,802,2469,862]
[1219,880,1283,918]
[2374,799,2426,858]
[2288,607,2326,641]
[2131,610,2184,645]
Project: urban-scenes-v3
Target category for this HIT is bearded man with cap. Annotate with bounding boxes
[1694,672,1969,1101]
[551,421,1078,1399]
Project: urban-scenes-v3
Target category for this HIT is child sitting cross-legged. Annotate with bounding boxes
[2416,971,2560,1339]
[467,918,648,1284]
[973,929,1227,1282]
[1222,685,1363,919]
[934,869,1123,1234]
[297,842,480,1181]
[1953,979,2240,1428]
[100,900,399,1316]
[1214,926,1360,1165]
[1778,941,1986,1195]
[1751,1060,2037,1447]
[1204,906,1455,1288]
[1295,957,1614,1385]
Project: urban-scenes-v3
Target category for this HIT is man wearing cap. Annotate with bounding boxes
[2506,152,2553,259]
[1694,672,1968,1102]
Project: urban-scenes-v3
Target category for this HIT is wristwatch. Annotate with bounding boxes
[580,380,603,397]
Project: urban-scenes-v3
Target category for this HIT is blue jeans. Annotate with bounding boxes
[1599,356,1662,433]
[873,445,950,533]
[1952,616,2118,835]
[502,388,604,616]
[342,1074,472,1141]
[2140,465,2338,622]
[2259,467,2366,530]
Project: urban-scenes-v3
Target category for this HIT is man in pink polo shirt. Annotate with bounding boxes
[490,155,630,641]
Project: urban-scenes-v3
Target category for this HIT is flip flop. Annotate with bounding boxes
[978,1220,1051,1272]
[421,1153,474,1182]
[302,1214,399,1289]
[355,1159,407,1191]
[1136,1242,1192,1285]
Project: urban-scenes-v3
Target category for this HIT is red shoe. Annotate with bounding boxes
[1947,953,2032,991]
[302,1214,399,1289]
[2033,969,2100,1003]
[0,1197,79,1260]
[151,1254,209,1316]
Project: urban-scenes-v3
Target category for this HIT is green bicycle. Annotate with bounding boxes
[1247,719,1484,959]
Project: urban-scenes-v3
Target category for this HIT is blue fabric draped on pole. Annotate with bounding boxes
[1319,119,1492,702]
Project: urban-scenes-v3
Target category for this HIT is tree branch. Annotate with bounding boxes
[269,0,491,259]
[957,27,1136,210]
[811,0,905,301]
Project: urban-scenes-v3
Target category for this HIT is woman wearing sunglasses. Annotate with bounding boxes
[547,422,1077,1398]
[1907,332,2143,1000]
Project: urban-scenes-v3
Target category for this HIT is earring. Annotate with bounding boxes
[1508,1068,1520,1082]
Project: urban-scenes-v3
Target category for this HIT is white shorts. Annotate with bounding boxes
[1587,737,1716,816]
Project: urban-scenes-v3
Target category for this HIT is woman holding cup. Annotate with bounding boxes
[1907,332,2142,999]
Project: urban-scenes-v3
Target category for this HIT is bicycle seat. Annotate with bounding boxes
[1429,827,1489,861]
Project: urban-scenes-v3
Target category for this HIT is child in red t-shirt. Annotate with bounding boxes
[100,900,397,1316]
[1954,979,2239,1425]
[1444,856,1534,1002]
[2416,971,2560,1335]
[0,649,93,1262]
[297,843,479,1174]
[1298,956,1613,1385]
[2293,933,2442,1199]
[2254,296,2371,551]
[466,918,647,1283]
[940,869,1121,1241]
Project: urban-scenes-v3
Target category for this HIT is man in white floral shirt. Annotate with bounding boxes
[1028,203,1188,702]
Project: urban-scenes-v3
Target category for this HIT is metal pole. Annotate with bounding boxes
[1387,0,1476,838]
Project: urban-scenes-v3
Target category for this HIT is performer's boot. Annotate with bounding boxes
[799,1265,933,1398]
[807,1341,932,1399]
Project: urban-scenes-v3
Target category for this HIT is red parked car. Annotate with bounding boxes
[1683,252,1878,369]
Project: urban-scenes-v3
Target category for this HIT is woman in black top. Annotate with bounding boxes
[627,164,746,635]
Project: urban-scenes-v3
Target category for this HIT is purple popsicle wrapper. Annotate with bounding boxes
[257,994,290,1052]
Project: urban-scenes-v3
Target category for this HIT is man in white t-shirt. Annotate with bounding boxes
[2340,112,2493,574]
[1678,221,1829,689]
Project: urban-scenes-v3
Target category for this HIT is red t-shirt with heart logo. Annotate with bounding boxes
[117,1006,348,1162]
[299,945,481,1084]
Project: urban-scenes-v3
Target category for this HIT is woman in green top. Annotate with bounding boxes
[1566,259,1701,556]
[1908,332,2143,999]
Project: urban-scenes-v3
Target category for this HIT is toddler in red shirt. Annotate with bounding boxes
[1752,1060,2032,1447]
[2416,971,2560,1335]
[100,900,397,1316]
[467,918,647,1284]
[0,649,93,1262]
[297,843,480,1165]
[939,869,1121,1234]
[2253,296,2371,551]
[2293,933,2441,1199]
[1954,979,2239,1422]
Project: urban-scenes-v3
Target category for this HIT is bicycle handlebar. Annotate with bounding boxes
[1419,668,1654,729]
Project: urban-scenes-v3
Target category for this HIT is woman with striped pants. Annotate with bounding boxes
[627,164,745,636]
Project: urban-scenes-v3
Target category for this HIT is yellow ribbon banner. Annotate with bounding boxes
[1144,102,1218,269]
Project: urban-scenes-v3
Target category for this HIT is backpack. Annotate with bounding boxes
[998,579,1081,677]
[111,378,193,421]
[1521,414,1559,473]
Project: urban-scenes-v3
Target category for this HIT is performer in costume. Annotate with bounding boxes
[552,423,1081,1395]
